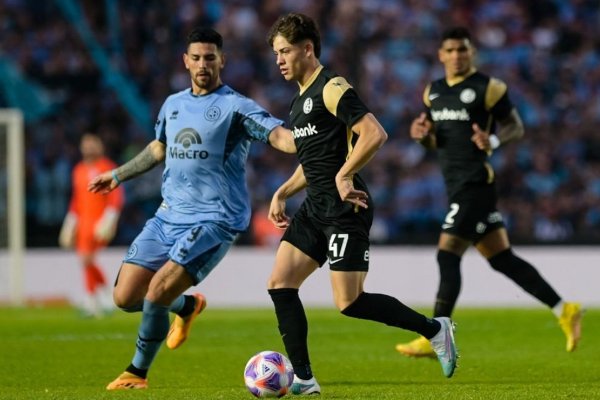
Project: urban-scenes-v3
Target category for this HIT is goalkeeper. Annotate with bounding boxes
[59,133,124,317]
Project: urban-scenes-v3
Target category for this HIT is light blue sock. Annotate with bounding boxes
[120,295,185,314]
[131,299,170,370]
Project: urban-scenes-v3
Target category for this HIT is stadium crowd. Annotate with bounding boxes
[2,0,600,246]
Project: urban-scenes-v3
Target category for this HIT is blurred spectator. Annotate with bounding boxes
[251,205,284,248]
[2,0,600,245]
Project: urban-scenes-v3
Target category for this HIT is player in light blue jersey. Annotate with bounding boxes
[88,27,296,390]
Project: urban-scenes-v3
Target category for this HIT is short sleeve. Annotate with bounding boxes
[323,76,369,127]
[154,101,167,143]
[486,77,513,121]
[236,97,284,143]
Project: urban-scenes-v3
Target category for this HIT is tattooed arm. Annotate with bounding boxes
[88,140,166,194]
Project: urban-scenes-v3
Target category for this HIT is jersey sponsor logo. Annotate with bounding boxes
[169,128,209,159]
[431,108,470,122]
[204,106,221,121]
[169,110,179,120]
[429,93,440,101]
[460,88,476,103]
[487,211,503,223]
[292,123,319,138]
[174,128,201,148]
[303,97,313,114]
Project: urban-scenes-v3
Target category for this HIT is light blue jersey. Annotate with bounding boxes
[153,85,283,230]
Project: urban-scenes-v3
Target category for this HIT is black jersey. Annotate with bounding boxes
[425,70,513,198]
[289,66,371,223]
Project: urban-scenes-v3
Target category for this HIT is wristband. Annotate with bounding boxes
[112,170,122,185]
[489,134,501,150]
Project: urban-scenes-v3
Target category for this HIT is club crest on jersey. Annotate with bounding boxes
[476,222,487,233]
[205,106,221,121]
[303,97,313,114]
[126,243,138,259]
[460,88,476,103]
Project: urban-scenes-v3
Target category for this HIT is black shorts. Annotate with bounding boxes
[281,202,371,271]
[441,183,505,243]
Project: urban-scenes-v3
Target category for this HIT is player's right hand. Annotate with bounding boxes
[410,112,432,141]
[268,193,290,229]
[88,171,119,194]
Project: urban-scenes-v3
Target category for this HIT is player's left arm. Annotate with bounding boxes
[494,108,524,144]
[268,126,296,153]
[323,77,387,208]
[472,77,524,153]
[336,113,387,208]
[237,96,296,153]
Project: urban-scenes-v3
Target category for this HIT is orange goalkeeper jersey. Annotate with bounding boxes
[69,157,124,251]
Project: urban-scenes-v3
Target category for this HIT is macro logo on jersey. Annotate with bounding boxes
[204,106,221,121]
[292,123,319,139]
[169,128,209,159]
[303,98,313,114]
[460,88,476,103]
[431,108,470,122]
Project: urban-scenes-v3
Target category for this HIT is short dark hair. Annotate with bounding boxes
[441,27,472,43]
[187,27,223,50]
[267,13,321,58]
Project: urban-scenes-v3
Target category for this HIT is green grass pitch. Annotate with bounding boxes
[1,306,598,399]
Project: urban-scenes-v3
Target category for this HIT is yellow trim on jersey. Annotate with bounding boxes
[299,65,324,95]
[445,67,477,87]
[346,126,358,213]
[323,76,353,116]
[485,77,507,110]
[484,161,495,184]
[423,84,432,107]
[346,127,353,159]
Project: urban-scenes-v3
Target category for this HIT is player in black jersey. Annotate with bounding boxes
[395,27,582,359]
[265,13,458,393]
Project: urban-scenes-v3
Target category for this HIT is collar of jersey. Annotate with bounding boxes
[299,65,324,95]
[189,84,225,97]
[445,68,477,87]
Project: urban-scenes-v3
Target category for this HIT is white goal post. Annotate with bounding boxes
[0,109,25,306]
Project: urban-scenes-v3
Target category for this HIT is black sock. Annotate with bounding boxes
[341,292,440,339]
[488,248,561,307]
[125,363,148,379]
[268,288,312,379]
[176,295,196,318]
[434,250,462,317]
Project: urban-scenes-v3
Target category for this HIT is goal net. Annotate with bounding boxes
[0,109,25,306]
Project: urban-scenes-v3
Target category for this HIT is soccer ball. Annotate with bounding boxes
[243,350,294,398]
